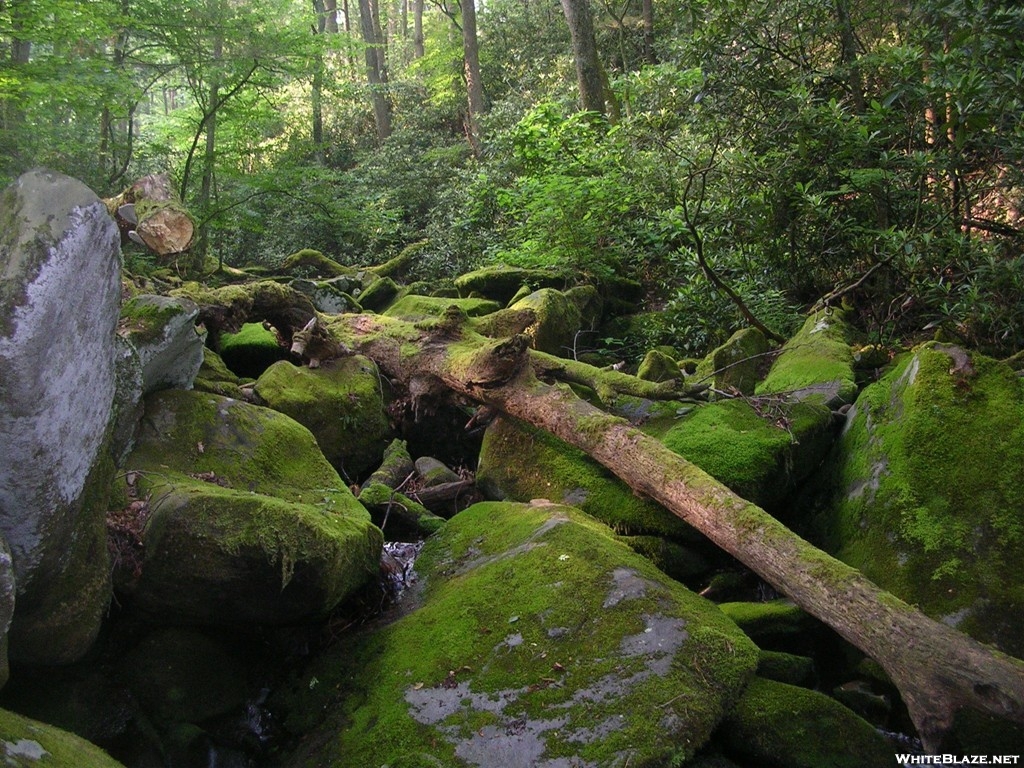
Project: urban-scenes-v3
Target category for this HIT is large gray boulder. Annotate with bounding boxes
[0,169,122,664]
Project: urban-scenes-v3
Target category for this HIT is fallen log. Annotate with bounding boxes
[328,308,1024,752]
[179,285,1024,750]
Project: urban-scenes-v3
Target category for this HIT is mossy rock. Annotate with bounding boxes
[756,650,817,688]
[119,295,205,395]
[119,390,382,625]
[654,397,837,513]
[254,356,393,480]
[703,327,770,396]
[508,288,584,356]
[637,348,680,383]
[716,677,892,768]
[219,321,288,379]
[477,416,701,541]
[757,310,857,407]
[719,600,822,652]
[193,347,247,398]
[278,501,759,767]
[383,294,501,323]
[289,278,361,314]
[358,275,401,313]
[815,343,1024,656]
[0,707,126,767]
[453,265,565,304]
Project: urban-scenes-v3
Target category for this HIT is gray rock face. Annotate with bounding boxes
[0,169,121,663]
[120,294,204,394]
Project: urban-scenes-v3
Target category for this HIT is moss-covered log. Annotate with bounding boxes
[178,285,1024,750]
[330,312,1024,752]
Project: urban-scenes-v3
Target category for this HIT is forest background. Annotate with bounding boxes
[1,0,1022,361]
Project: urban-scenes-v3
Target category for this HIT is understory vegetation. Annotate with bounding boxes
[2,0,1022,358]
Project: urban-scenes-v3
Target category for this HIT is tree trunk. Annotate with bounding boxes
[186,287,1024,752]
[559,0,605,114]
[359,0,392,140]
[641,0,656,64]
[462,0,485,156]
[412,0,424,58]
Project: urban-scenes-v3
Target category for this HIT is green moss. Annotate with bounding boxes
[132,390,353,497]
[477,416,701,540]
[280,248,354,277]
[254,356,392,480]
[358,482,445,537]
[219,322,288,378]
[384,295,500,322]
[0,708,126,767]
[757,310,857,405]
[278,502,758,767]
[657,398,835,511]
[818,345,1024,655]
[119,296,182,345]
[508,288,584,355]
[453,265,565,304]
[637,348,680,383]
[718,677,892,768]
[719,601,817,650]
[123,390,382,623]
[756,650,817,687]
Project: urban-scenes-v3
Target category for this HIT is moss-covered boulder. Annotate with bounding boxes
[815,343,1024,656]
[279,501,759,767]
[253,357,393,480]
[357,275,401,312]
[118,295,205,394]
[119,390,382,625]
[716,677,892,767]
[0,707,126,768]
[649,312,857,512]
[654,397,838,513]
[477,416,701,541]
[453,265,565,304]
[289,277,362,314]
[0,169,122,665]
[219,321,288,379]
[637,348,680,382]
[507,287,588,356]
[383,294,501,322]
[192,347,247,399]
[757,309,857,407]
[699,327,770,396]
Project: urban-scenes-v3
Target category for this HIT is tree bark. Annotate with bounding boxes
[184,286,1024,751]
[559,0,605,114]
[412,0,424,58]
[359,0,392,140]
[461,0,485,156]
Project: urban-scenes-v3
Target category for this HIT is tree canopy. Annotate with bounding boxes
[2,0,1022,356]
